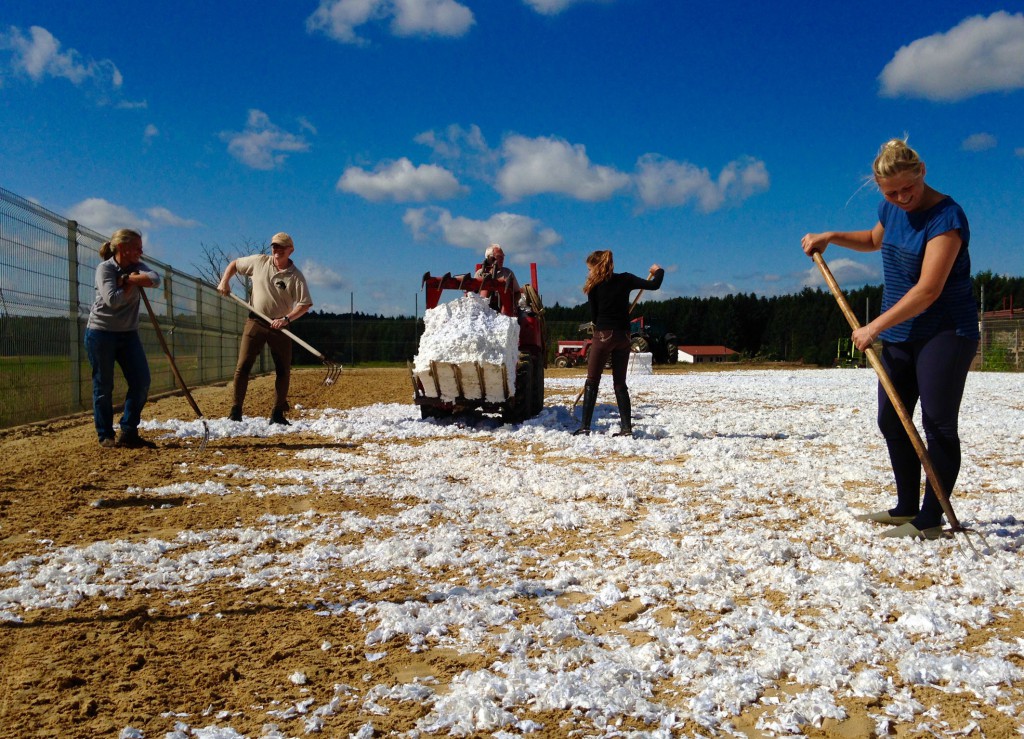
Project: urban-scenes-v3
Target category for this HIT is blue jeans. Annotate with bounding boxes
[85,328,151,441]
[878,329,978,528]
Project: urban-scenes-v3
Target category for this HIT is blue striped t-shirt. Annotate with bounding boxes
[878,197,979,342]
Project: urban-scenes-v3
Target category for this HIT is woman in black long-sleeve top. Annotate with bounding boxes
[575,250,664,436]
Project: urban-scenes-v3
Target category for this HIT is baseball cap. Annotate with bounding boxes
[271,232,294,249]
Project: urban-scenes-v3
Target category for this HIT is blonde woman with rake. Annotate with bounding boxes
[801,138,979,540]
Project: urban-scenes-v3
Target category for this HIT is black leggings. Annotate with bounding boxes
[586,329,631,390]
[878,329,978,526]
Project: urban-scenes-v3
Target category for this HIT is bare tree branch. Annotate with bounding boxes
[193,238,267,298]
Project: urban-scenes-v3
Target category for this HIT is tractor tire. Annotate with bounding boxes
[667,344,679,364]
[531,355,544,415]
[554,355,571,368]
[502,358,534,424]
[631,336,650,353]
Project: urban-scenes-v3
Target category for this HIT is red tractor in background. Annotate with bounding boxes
[554,316,678,367]
[411,264,547,422]
[554,322,596,368]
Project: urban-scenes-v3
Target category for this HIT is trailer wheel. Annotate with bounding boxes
[502,358,534,424]
[531,356,544,415]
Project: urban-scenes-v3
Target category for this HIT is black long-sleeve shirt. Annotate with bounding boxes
[587,269,664,330]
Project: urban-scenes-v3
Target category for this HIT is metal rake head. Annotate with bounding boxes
[948,525,991,559]
[198,419,210,453]
[321,358,343,387]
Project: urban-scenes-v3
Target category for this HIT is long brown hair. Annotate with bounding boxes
[583,250,613,294]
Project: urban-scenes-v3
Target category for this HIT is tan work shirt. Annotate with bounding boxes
[235,254,312,320]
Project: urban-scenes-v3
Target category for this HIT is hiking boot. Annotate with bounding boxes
[270,409,291,426]
[854,509,916,525]
[879,522,945,540]
[229,405,243,422]
[99,438,117,448]
[116,432,157,449]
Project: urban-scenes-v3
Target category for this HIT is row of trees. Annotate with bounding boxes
[289,271,1024,367]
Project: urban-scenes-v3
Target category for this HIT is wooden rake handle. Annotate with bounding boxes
[812,252,963,531]
[226,292,327,361]
[140,288,205,421]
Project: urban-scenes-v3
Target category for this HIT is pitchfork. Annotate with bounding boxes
[226,292,342,387]
[812,252,988,556]
[140,288,210,451]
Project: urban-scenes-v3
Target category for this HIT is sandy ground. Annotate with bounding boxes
[0,366,1018,738]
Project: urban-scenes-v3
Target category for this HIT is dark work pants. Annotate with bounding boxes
[586,329,632,391]
[233,319,293,413]
[877,329,978,527]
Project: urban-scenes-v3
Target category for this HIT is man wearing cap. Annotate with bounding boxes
[217,232,313,425]
[473,243,520,315]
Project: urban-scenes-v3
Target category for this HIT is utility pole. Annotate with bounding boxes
[350,292,354,366]
[979,284,985,368]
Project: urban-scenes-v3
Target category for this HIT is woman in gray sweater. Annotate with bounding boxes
[85,229,160,448]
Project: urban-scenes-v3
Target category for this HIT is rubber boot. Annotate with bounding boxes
[573,383,598,435]
[612,386,633,437]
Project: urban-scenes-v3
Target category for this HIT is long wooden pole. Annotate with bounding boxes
[140,288,209,449]
[812,252,963,531]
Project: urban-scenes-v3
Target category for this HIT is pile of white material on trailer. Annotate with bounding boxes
[413,295,520,403]
[628,352,653,374]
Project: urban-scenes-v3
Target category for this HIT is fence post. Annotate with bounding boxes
[196,280,205,383]
[67,220,82,409]
[164,268,175,387]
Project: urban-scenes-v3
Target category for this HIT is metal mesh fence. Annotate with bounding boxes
[0,186,254,429]
[979,316,1024,371]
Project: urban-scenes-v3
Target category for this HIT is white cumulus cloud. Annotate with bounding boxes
[221,109,312,171]
[801,258,880,289]
[0,25,129,104]
[307,0,474,45]
[521,0,614,15]
[496,134,631,202]
[879,11,1024,101]
[67,198,147,238]
[145,207,202,228]
[961,132,997,152]
[337,158,466,202]
[67,198,200,240]
[300,259,346,290]
[403,206,561,264]
[634,154,770,212]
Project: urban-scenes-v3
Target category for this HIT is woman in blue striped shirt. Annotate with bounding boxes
[801,138,979,540]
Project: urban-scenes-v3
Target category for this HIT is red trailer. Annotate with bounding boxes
[412,264,547,422]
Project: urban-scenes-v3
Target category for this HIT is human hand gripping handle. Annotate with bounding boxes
[630,267,659,313]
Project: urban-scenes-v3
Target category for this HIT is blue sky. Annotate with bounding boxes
[2,1,1022,316]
